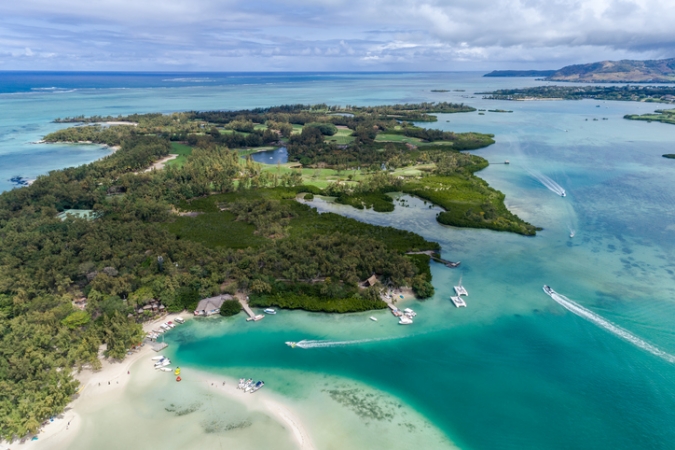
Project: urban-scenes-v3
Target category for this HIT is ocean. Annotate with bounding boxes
[3,72,675,449]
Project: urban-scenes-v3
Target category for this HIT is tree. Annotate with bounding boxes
[219,299,242,316]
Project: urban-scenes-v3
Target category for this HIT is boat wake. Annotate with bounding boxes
[544,287,675,363]
[287,336,400,349]
[527,170,567,197]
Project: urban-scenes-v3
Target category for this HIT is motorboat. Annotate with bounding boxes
[160,324,170,330]
[398,317,413,325]
[250,381,265,393]
[264,308,277,315]
[151,355,165,361]
[543,285,554,296]
[369,316,378,321]
[569,231,575,238]
[403,308,416,317]
[285,341,297,348]
[160,367,172,372]
[560,190,566,197]
[174,317,185,324]
[155,359,171,368]
[450,296,467,308]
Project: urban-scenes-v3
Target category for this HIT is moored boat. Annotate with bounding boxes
[398,316,413,325]
[264,308,277,315]
[250,381,265,393]
[369,316,378,321]
[450,296,467,308]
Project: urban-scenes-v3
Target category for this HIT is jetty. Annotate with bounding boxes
[238,295,264,322]
[406,250,460,268]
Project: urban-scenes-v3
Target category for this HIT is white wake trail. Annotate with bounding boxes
[547,289,675,363]
[293,336,401,349]
[526,169,566,196]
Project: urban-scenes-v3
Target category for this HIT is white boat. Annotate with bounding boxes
[369,316,378,321]
[450,296,467,308]
[160,367,172,372]
[250,381,265,393]
[403,308,416,317]
[285,341,297,348]
[569,231,575,238]
[154,360,171,368]
[160,324,170,330]
[398,317,413,325]
[264,308,277,315]
[454,276,468,296]
[543,285,554,297]
[561,190,566,197]
[151,355,165,361]
[174,317,185,324]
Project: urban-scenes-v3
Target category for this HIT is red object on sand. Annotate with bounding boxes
[176,376,182,382]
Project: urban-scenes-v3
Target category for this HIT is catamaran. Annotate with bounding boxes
[450,296,467,308]
[398,316,413,325]
[454,276,468,296]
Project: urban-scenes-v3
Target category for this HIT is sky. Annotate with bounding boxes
[1,0,674,71]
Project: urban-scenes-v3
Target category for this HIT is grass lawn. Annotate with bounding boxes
[375,134,424,144]
[166,142,193,168]
[326,128,355,145]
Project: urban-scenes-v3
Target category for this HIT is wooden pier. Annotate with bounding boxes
[239,296,264,322]
[407,250,460,268]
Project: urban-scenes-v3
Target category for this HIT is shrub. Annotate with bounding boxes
[219,299,242,316]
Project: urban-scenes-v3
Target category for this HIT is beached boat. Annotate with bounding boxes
[450,296,467,308]
[264,308,277,315]
[151,355,165,361]
[370,316,378,321]
[174,317,185,324]
[160,367,172,372]
[398,316,413,325]
[250,381,265,393]
[154,360,171,368]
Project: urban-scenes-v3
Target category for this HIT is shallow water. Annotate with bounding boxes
[5,72,675,449]
[250,146,288,165]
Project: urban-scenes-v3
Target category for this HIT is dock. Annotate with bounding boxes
[407,250,460,268]
[239,297,264,322]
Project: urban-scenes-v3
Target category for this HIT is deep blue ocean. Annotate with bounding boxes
[3,72,675,450]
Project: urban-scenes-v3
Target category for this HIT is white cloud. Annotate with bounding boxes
[0,0,673,70]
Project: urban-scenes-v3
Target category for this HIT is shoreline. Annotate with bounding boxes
[7,312,191,449]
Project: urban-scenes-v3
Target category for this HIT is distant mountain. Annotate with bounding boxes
[484,70,556,77]
[548,58,675,82]
[485,58,675,83]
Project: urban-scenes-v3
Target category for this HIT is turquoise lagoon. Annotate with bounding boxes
[3,73,675,449]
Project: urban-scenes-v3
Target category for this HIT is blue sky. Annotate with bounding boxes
[1,0,673,71]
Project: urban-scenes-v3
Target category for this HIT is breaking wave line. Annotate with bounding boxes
[546,288,675,363]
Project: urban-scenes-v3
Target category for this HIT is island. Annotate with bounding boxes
[480,85,675,103]
[624,108,675,125]
[663,154,675,159]
[0,102,538,441]
[485,58,675,83]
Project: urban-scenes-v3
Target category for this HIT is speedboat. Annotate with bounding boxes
[160,367,172,372]
[250,381,265,393]
[155,359,171,368]
[569,231,575,238]
[369,316,378,321]
[285,341,297,348]
[450,296,467,308]
[403,308,416,317]
[151,355,165,361]
[264,308,277,315]
[398,317,413,325]
[543,285,554,296]
[560,190,566,197]
[174,317,185,324]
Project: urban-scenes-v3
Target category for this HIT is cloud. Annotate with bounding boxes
[0,0,673,70]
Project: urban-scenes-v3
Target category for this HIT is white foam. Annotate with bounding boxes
[527,169,566,197]
[547,289,675,363]
[293,336,398,349]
